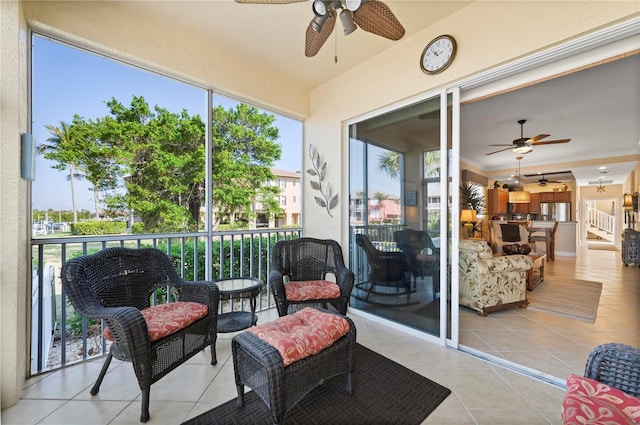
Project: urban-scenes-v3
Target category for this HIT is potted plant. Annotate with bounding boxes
[460,182,485,236]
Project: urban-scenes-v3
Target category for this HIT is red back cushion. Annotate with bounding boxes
[104,301,208,342]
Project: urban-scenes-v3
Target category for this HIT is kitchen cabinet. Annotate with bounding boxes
[539,192,556,202]
[512,202,529,214]
[488,189,508,215]
[538,191,571,203]
[555,191,571,203]
[529,193,540,213]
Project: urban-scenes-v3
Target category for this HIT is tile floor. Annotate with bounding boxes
[2,306,566,425]
[460,244,640,381]
[2,244,636,425]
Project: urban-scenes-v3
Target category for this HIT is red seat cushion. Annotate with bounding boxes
[284,280,341,301]
[247,307,350,367]
[103,301,208,342]
[562,374,640,425]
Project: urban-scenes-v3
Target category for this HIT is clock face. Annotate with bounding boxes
[420,35,456,75]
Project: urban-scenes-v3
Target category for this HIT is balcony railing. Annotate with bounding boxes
[30,228,301,376]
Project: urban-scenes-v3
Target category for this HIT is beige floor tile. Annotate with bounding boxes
[147,364,220,403]
[444,369,530,410]
[422,407,477,424]
[469,408,551,424]
[197,364,238,405]
[0,400,67,425]
[110,400,196,425]
[72,362,141,401]
[21,361,105,400]
[492,368,566,411]
[183,402,218,423]
[498,351,578,378]
[37,400,130,425]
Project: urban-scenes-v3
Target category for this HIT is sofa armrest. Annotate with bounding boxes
[476,254,533,274]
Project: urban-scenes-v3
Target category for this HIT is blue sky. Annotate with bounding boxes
[31,35,302,213]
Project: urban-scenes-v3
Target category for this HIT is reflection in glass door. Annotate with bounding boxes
[348,95,449,338]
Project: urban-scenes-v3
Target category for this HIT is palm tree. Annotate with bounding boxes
[40,121,84,223]
[378,151,400,180]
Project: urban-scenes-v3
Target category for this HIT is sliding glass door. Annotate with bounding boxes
[348,91,457,342]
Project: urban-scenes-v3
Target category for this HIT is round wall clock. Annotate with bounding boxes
[420,35,457,75]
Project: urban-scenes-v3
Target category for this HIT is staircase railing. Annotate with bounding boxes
[586,204,615,236]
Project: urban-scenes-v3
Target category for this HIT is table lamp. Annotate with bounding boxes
[460,209,477,238]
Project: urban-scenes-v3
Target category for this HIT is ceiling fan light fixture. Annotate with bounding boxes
[339,9,357,35]
[312,0,327,16]
[513,145,533,154]
[343,0,361,11]
[311,13,329,32]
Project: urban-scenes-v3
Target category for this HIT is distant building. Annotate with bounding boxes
[349,195,401,225]
[254,168,301,228]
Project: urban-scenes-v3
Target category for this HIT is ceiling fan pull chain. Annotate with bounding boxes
[334,26,340,63]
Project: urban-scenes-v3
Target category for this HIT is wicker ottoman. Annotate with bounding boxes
[231,308,356,424]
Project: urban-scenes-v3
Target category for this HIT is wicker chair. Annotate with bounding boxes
[393,228,440,293]
[355,234,413,304]
[269,238,355,316]
[60,247,220,422]
[584,343,640,397]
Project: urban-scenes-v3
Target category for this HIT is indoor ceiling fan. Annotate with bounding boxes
[234,0,405,57]
[485,119,571,156]
[521,171,571,187]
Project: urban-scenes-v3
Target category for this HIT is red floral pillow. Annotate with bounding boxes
[103,301,208,342]
[284,280,341,301]
[248,307,350,367]
[562,374,640,425]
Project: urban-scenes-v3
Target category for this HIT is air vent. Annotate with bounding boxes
[588,180,613,185]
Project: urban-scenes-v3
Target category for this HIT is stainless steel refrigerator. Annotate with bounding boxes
[540,202,571,221]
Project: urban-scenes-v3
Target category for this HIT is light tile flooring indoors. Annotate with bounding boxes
[2,245,637,425]
[460,244,640,380]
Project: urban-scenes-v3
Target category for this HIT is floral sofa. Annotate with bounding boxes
[459,239,533,316]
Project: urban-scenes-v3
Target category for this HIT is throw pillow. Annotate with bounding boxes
[500,224,522,242]
[502,244,531,255]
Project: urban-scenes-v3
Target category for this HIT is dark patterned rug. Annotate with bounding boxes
[183,343,451,425]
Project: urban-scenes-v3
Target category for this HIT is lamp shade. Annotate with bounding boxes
[623,193,634,210]
[460,209,477,222]
[509,191,531,204]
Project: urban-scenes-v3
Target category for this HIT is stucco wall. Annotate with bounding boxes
[1,0,639,408]
[1,0,29,408]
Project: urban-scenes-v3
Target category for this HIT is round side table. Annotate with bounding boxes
[211,277,263,364]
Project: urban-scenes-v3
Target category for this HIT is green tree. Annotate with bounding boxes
[89,96,207,232]
[210,103,282,226]
[44,97,283,233]
[378,151,400,180]
[40,121,86,223]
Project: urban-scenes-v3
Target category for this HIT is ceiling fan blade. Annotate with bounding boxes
[528,134,550,143]
[523,170,571,177]
[485,147,514,156]
[531,138,571,146]
[353,0,405,41]
[488,143,517,147]
[305,11,336,57]
[235,0,307,3]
